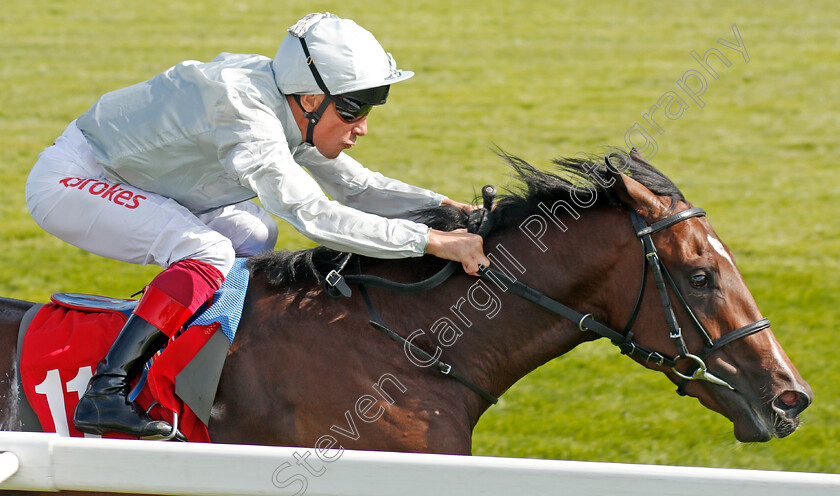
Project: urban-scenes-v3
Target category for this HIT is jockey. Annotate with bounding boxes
[25,12,489,439]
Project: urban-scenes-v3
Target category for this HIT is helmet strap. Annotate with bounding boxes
[293,94,332,146]
[295,37,334,147]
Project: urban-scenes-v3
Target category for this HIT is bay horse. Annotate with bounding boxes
[0,150,811,493]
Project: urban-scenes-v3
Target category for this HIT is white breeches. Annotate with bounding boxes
[25,122,278,276]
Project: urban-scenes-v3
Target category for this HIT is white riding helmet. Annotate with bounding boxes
[273,13,414,99]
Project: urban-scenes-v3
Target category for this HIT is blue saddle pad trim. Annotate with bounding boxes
[188,257,250,344]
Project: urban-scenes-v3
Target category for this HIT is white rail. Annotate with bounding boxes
[0,451,20,484]
[1,432,839,495]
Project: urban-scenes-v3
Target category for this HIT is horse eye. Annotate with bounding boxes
[690,273,709,288]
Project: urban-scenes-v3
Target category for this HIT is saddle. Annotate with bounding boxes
[14,258,250,442]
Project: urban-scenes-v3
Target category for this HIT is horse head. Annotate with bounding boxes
[605,150,812,442]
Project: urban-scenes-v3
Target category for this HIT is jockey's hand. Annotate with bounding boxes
[426,229,490,276]
[441,198,479,214]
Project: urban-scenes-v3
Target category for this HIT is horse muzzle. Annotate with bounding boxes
[729,383,812,442]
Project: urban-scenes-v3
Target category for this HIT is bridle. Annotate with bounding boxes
[620,207,771,394]
[327,198,772,402]
[478,206,770,395]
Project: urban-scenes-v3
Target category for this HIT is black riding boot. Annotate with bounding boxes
[73,314,179,439]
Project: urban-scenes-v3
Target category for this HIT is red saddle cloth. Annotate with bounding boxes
[19,301,216,442]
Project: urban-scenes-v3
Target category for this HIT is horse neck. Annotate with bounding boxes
[437,205,639,419]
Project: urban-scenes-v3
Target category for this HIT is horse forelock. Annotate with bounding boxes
[248,149,686,288]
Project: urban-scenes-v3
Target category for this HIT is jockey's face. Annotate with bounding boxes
[291,94,369,159]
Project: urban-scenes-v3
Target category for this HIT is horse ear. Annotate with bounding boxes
[618,175,670,219]
[604,153,668,219]
[628,147,651,166]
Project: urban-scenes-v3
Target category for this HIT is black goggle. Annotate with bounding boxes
[332,96,373,122]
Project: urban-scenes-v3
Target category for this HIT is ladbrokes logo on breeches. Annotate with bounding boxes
[59,177,147,209]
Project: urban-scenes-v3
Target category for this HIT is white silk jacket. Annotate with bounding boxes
[76,52,444,258]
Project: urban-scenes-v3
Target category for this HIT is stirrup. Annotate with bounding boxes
[140,410,180,441]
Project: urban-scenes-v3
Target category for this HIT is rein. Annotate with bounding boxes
[324,188,498,298]
[327,189,770,403]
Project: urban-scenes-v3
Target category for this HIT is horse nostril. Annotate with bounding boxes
[778,391,798,407]
[774,390,810,418]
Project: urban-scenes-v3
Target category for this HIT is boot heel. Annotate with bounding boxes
[73,397,104,435]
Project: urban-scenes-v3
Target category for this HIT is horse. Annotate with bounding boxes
[0,150,811,494]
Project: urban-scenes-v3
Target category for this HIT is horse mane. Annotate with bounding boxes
[248,150,685,287]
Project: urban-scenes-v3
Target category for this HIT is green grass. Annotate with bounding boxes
[2,0,838,473]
